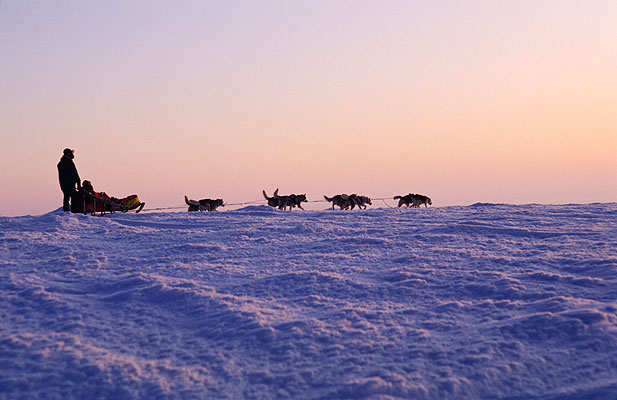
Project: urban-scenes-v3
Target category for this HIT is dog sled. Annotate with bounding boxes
[71,180,145,215]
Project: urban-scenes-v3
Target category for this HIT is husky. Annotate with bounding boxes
[263,189,307,210]
[411,194,432,208]
[324,194,353,210]
[184,195,225,212]
[393,193,432,208]
[278,193,308,210]
[393,194,413,207]
[324,194,372,210]
[263,189,281,208]
[349,194,372,209]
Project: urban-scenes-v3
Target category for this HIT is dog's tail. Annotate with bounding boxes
[185,195,200,206]
[324,195,333,202]
[393,195,402,200]
[263,189,280,200]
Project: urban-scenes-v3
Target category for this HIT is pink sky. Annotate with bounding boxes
[1,1,616,216]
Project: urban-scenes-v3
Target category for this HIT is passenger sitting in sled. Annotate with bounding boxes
[71,180,112,213]
[71,180,144,213]
[82,180,111,200]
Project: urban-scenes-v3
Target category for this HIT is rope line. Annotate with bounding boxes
[380,198,399,209]
[224,199,264,206]
[140,195,403,212]
[141,205,186,212]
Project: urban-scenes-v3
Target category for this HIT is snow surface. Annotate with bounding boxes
[1,203,617,399]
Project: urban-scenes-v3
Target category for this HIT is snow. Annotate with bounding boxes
[1,203,617,399]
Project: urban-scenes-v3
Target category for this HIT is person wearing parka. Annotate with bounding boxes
[57,148,81,212]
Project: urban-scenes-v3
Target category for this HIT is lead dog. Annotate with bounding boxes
[184,195,225,212]
[393,193,432,208]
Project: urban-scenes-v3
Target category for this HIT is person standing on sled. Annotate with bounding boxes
[57,148,81,212]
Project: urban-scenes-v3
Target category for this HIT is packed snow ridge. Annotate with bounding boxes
[1,203,616,399]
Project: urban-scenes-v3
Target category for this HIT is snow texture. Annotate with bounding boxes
[1,203,617,399]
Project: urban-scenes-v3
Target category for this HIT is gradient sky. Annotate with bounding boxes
[1,1,616,216]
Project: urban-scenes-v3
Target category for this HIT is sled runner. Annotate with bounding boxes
[71,182,145,215]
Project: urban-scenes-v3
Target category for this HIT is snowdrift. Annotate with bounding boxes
[1,204,616,399]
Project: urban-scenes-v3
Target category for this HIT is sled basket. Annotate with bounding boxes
[72,191,145,215]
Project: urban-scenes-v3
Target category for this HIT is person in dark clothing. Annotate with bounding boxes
[57,148,81,212]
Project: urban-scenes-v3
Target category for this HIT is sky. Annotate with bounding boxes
[1,1,616,216]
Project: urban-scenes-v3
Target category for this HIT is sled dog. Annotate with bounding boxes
[185,196,225,212]
[324,194,353,210]
[263,189,281,208]
[393,193,432,208]
[281,193,307,210]
[324,194,372,210]
[350,194,372,209]
[263,189,307,210]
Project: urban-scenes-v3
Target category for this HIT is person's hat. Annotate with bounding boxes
[63,148,74,157]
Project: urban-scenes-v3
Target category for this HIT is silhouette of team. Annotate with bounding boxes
[57,147,429,214]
